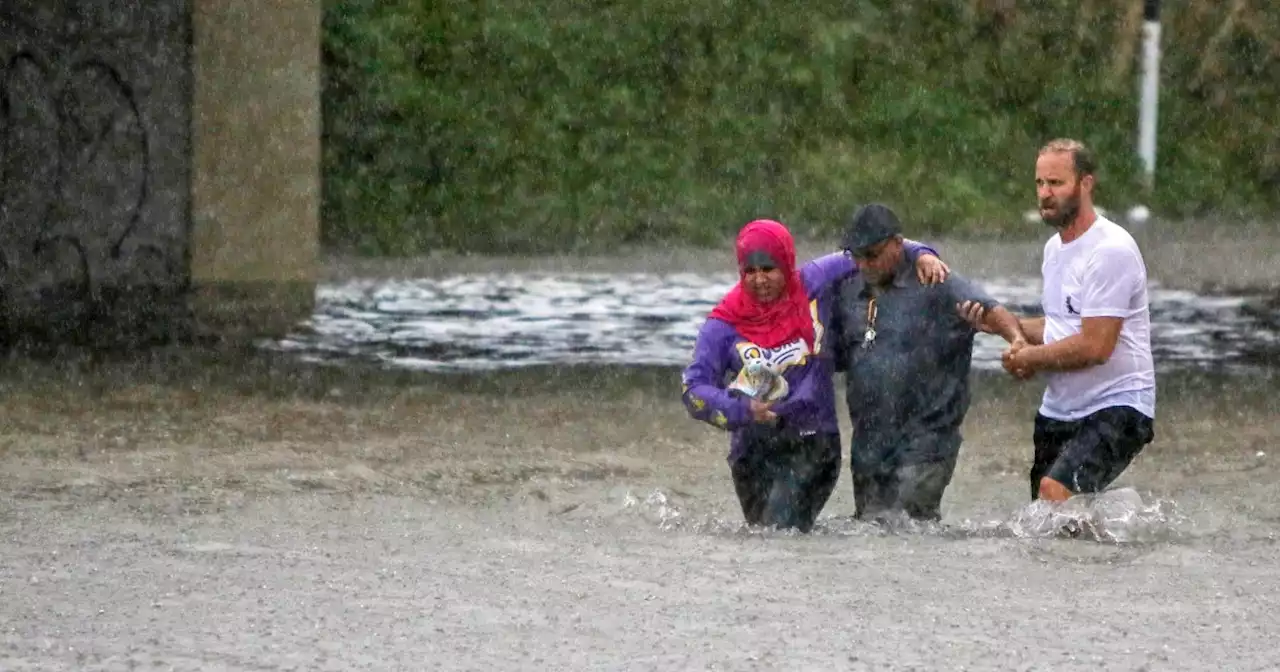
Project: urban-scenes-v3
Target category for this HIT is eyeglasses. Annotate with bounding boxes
[845,239,892,262]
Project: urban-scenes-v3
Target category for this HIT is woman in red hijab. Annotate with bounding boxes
[681,219,947,532]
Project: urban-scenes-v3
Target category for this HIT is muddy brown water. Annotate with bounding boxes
[5,226,1280,671]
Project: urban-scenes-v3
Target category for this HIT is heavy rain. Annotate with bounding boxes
[2,1,1280,670]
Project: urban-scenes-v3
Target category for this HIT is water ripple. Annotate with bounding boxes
[267,273,1280,373]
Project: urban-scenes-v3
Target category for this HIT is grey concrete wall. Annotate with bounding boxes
[0,0,192,346]
[0,0,319,349]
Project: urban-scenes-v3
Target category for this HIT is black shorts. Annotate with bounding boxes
[730,430,841,533]
[1031,406,1155,498]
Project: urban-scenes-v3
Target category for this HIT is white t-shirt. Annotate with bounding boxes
[1038,216,1156,421]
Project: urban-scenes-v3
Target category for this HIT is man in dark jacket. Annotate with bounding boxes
[831,204,1027,521]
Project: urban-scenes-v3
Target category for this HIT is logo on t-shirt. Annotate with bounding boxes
[728,340,807,402]
[1065,296,1079,315]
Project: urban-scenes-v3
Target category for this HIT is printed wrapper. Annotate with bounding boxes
[728,360,789,402]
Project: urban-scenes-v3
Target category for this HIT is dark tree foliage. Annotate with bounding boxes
[322,0,1280,254]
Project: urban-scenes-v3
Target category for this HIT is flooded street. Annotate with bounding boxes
[4,483,1278,671]
[273,272,1274,373]
[4,229,1280,670]
[299,226,1280,374]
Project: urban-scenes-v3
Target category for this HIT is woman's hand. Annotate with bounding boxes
[916,254,950,285]
[749,398,778,424]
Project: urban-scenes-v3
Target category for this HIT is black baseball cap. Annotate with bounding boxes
[841,203,903,254]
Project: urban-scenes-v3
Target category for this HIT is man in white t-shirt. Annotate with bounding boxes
[960,138,1155,502]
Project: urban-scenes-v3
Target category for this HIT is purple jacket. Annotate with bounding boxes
[681,243,938,462]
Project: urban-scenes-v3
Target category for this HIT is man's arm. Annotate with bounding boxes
[1011,244,1141,373]
[1017,316,1045,345]
[1013,316,1122,372]
[982,305,1027,345]
[947,275,1024,344]
[957,302,1045,345]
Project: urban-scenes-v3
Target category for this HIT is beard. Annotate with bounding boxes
[1040,188,1081,229]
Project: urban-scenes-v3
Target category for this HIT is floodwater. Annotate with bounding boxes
[286,225,1280,374]
[4,230,1280,670]
[270,272,1277,373]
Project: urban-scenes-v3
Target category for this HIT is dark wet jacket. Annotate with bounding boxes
[831,253,999,474]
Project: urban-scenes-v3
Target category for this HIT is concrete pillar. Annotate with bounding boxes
[190,0,319,342]
[0,0,318,348]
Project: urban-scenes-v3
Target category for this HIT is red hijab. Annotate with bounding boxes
[708,219,815,350]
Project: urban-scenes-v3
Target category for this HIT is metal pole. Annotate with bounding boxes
[1138,0,1161,190]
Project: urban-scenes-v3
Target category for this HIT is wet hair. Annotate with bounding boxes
[1039,138,1097,179]
[743,249,779,270]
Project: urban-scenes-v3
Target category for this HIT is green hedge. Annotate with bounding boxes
[321,0,1280,254]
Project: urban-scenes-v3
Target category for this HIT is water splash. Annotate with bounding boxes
[959,488,1191,544]
[613,485,1189,544]
[622,488,686,529]
[613,488,957,538]
[616,487,812,536]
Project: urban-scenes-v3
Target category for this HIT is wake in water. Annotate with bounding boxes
[610,486,1190,544]
[611,488,813,537]
[974,487,1191,544]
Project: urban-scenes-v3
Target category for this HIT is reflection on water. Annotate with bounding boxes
[619,486,1188,544]
[269,272,1280,373]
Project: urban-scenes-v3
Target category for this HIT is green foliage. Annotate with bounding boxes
[322,0,1280,254]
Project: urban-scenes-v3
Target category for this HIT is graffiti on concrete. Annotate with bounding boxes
[0,3,189,345]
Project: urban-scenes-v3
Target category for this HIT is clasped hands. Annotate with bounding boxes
[1002,338,1034,380]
